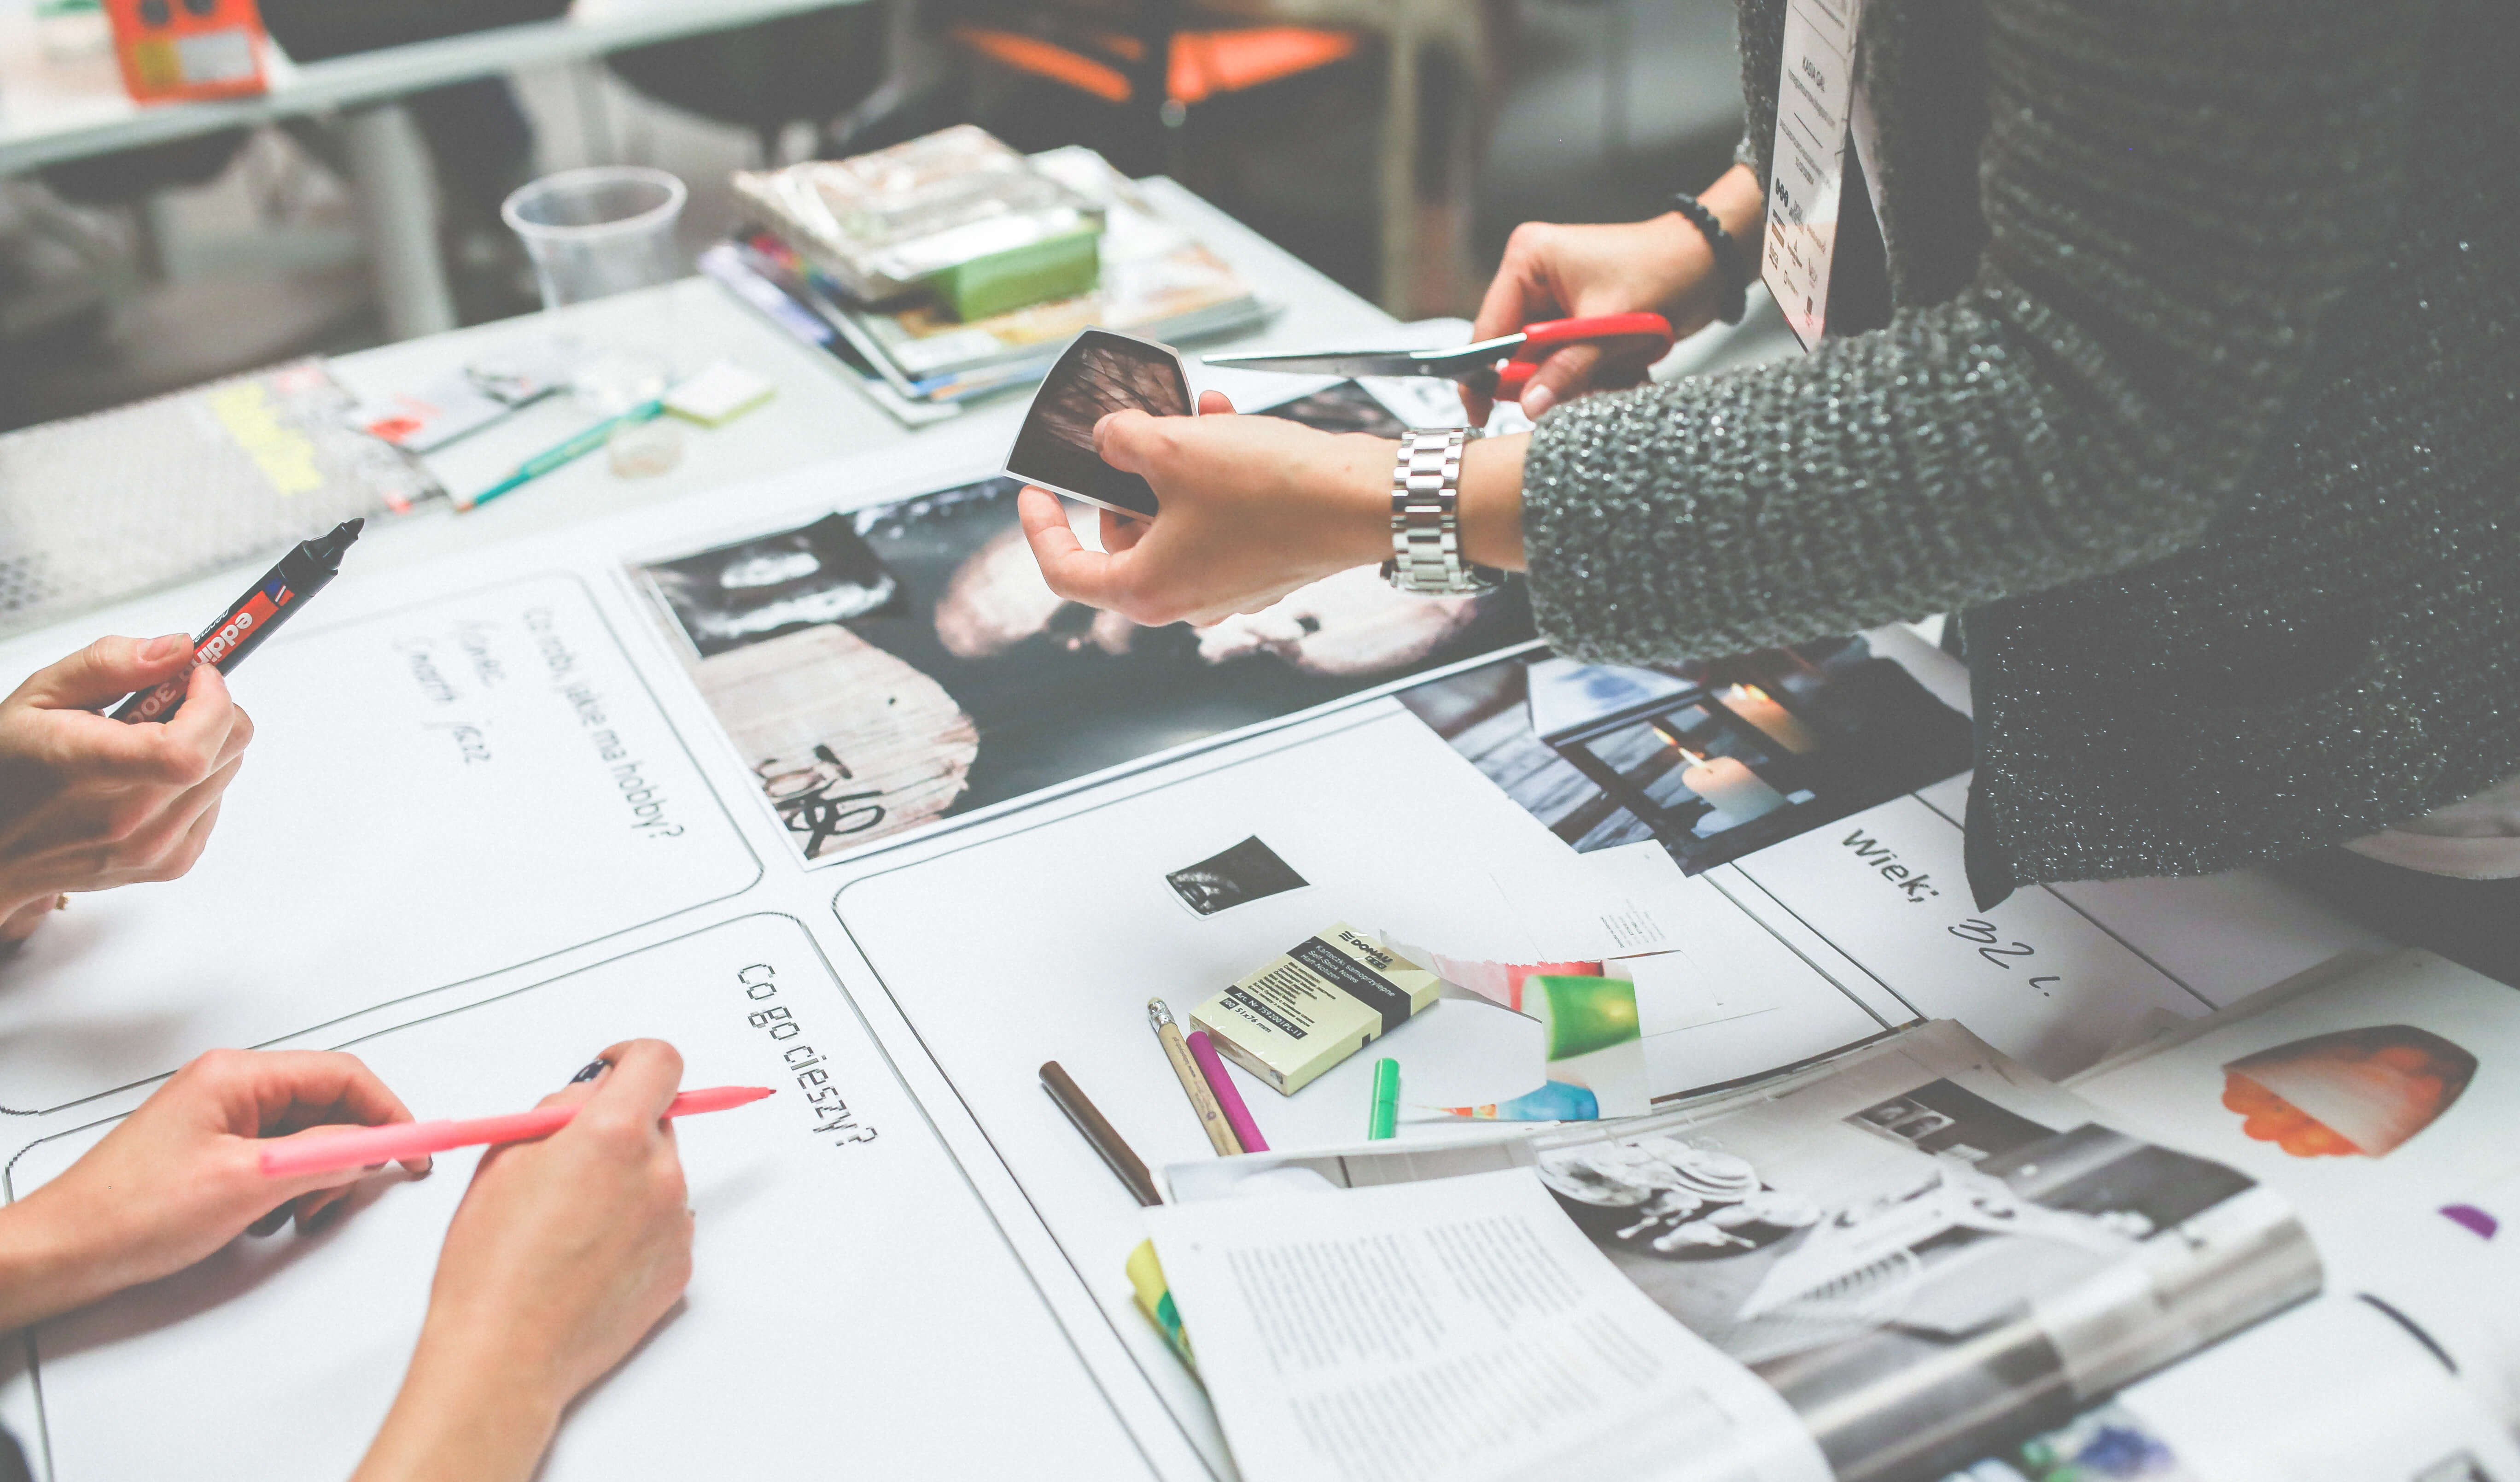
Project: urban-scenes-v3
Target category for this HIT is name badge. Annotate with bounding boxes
[1760,0,1864,351]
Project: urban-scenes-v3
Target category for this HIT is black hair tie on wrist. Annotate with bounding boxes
[1670,192,1749,326]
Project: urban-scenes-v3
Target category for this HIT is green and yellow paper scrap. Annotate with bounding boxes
[1441,973,1647,1121]
[1126,1239,1195,1375]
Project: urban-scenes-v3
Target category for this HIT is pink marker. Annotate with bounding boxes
[1186,1031,1268,1154]
[258,1085,774,1180]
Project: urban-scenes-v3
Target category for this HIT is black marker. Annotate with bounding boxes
[111,519,364,723]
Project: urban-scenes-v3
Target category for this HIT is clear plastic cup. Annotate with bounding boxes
[501,166,689,309]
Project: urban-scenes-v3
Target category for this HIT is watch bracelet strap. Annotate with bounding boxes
[1670,191,1749,326]
[1385,428,1502,595]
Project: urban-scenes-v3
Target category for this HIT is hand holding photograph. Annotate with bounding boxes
[636,387,1534,863]
[1004,328,1194,519]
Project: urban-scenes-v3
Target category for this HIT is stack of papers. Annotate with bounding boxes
[714,147,1267,425]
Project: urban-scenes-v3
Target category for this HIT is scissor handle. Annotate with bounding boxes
[1494,313,1676,403]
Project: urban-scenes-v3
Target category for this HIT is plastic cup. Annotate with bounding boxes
[501,166,689,309]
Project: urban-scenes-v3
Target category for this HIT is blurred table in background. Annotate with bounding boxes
[0,0,871,339]
[325,174,1401,574]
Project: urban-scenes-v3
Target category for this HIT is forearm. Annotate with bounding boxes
[0,1201,102,1332]
[1509,0,2422,666]
[354,1328,565,1482]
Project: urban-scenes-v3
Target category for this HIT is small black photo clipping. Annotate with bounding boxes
[1166,836,1309,917]
[1005,328,1191,521]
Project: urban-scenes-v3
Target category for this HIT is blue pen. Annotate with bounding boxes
[460,398,665,511]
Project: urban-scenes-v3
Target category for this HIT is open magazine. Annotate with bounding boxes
[1149,967,2520,1482]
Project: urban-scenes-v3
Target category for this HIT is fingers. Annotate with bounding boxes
[221,1049,429,1177]
[36,666,243,789]
[1516,343,1603,420]
[1196,389,1236,416]
[151,798,225,888]
[584,1039,684,1127]
[291,1183,355,1235]
[113,757,240,884]
[0,896,53,943]
[13,633,193,711]
[1099,507,1146,554]
[160,663,248,771]
[1019,486,1129,608]
[1471,226,1558,344]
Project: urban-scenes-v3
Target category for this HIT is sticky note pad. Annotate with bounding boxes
[665,360,777,426]
[1191,924,1441,1096]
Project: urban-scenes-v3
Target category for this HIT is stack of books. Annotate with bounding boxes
[704,146,1269,427]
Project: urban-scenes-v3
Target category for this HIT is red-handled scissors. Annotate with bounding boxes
[1204,312,1674,403]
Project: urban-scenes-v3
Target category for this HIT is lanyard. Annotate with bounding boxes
[1760,0,1866,351]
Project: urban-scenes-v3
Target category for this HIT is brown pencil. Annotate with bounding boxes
[1041,1060,1162,1207]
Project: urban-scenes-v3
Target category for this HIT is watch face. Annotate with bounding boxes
[1003,329,1193,521]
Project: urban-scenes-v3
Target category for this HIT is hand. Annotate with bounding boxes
[0,634,256,941]
[0,1049,426,1330]
[355,1040,694,1482]
[1468,162,1764,422]
[1019,390,1398,628]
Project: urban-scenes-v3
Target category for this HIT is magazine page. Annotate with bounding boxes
[1146,1166,1832,1482]
[1954,1295,2520,1482]
[2070,948,2520,1431]
[1153,1023,2314,1482]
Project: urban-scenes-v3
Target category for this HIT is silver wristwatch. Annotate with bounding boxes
[1383,428,1504,595]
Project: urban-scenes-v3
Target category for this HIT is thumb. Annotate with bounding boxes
[1092,410,1161,476]
[18,634,195,711]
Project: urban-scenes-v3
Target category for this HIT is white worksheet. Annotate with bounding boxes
[0,420,2386,1482]
[1726,793,2209,1078]
[8,914,1153,1482]
[0,573,760,1112]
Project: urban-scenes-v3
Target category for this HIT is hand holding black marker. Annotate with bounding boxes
[111,519,364,724]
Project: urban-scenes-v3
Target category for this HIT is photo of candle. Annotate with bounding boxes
[1718,683,1819,754]
[1651,721,1790,823]
[1394,634,1975,877]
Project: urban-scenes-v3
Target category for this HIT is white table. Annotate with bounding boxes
[323,175,1401,574]
[0,0,870,337]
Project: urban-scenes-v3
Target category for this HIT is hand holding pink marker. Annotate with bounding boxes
[259,1085,773,1180]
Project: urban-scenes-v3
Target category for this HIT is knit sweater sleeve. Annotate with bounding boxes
[1522,0,2431,664]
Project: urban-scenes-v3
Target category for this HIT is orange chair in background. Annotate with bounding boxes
[947,0,1361,174]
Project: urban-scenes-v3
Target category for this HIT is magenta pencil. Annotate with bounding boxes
[1186,1030,1267,1154]
[258,1085,773,1179]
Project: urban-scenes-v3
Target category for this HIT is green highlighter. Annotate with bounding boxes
[1367,1057,1400,1140]
[459,398,665,511]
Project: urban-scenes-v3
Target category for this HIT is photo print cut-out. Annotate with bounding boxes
[2220,1025,2478,1159]
[1165,835,1308,916]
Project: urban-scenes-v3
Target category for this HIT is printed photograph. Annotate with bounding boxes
[1530,1082,2277,1478]
[1253,380,1412,436]
[1166,835,1310,916]
[1394,638,1974,874]
[2219,1026,2477,1160]
[1004,328,1191,517]
[636,399,1534,862]
[644,513,902,658]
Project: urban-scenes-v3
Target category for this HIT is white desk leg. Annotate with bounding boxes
[1378,15,1421,316]
[339,101,457,340]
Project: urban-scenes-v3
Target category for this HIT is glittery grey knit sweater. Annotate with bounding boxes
[1520,0,2519,892]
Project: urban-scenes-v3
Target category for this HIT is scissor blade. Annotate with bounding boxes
[1202,350,1446,378]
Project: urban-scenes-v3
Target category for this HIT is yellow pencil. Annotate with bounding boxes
[1149,998,1241,1155]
